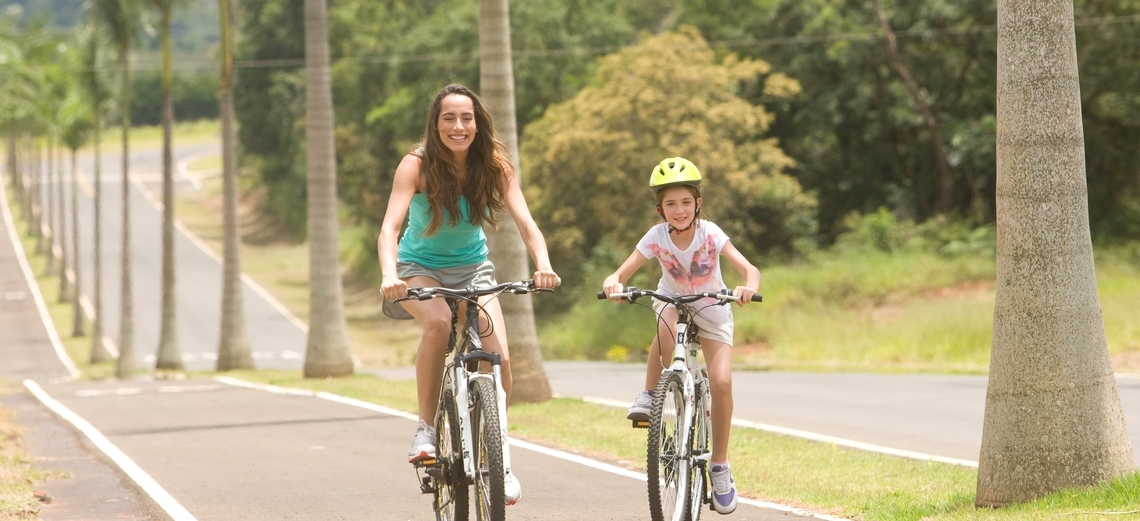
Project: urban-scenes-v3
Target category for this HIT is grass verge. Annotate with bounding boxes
[0,388,46,521]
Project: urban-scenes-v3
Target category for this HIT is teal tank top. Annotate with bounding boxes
[397,192,488,269]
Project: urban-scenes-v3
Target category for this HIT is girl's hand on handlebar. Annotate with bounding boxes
[601,275,624,301]
[533,269,560,289]
[733,285,758,306]
[381,276,408,301]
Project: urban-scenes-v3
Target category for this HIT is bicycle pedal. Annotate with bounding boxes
[419,476,434,494]
[412,458,438,468]
[631,419,649,429]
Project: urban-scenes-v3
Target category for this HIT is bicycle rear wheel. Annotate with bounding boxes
[469,377,505,521]
[647,370,687,521]
[433,389,468,520]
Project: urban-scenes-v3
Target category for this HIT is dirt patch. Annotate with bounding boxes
[1112,351,1140,375]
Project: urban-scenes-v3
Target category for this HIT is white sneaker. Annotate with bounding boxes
[626,390,654,420]
[710,462,737,514]
[407,419,436,463]
[504,471,522,505]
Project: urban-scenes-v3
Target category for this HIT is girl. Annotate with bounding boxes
[602,157,760,515]
[378,84,559,505]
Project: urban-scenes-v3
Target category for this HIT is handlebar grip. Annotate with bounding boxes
[597,292,607,300]
[750,293,763,303]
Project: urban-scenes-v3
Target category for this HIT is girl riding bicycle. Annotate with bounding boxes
[602,157,760,515]
[378,83,560,505]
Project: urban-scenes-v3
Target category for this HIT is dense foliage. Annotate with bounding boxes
[230,0,1140,270]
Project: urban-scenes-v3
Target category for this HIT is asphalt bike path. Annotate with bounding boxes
[5,148,826,519]
[2,169,168,520]
[65,142,307,370]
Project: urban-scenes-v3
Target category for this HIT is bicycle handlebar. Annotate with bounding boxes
[395,279,553,302]
[596,287,762,304]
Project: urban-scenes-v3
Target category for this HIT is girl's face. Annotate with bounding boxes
[437,94,478,155]
[657,186,700,229]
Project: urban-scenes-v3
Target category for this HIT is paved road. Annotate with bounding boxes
[4,148,823,520]
[63,142,307,370]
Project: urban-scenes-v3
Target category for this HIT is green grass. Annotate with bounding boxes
[0,390,44,521]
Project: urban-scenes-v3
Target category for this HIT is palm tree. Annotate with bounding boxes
[976,0,1135,506]
[93,0,142,379]
[60,90,93,338]
[300,0,353,378]
[215,0,254,371]
[149,0,184,371]
[80,19,113,363]
[478,0,551,403]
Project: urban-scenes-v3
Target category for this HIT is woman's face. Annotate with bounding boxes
[437,94,478,155]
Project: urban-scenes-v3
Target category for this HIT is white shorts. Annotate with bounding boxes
[651,298,735,346]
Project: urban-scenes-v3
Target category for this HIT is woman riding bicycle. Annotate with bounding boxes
[378,83,560,505]
[602,157,760,515]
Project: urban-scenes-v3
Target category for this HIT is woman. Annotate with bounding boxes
[377,83,559,505]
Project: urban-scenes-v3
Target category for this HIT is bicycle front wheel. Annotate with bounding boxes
[647,370,688,521]
[469,377,505,521]
[433,389,468,521]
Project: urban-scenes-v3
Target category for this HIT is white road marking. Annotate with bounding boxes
[23,380,198,521]
[570,395,980,468]
[215,376,854,521]
[0,178,80,380]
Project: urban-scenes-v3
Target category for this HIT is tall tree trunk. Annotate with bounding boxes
[116,41,136,379]
[301,0,353,378]
[91,104,112,363]
[156,5,183,371]
[70,149,85,337]
[976,0,1135,506]
[479,0,552,404]
[57,145,70,302]
[43,138,56,274]
[216,0,255,371]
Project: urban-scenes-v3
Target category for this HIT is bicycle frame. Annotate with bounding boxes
[445,296,509,483]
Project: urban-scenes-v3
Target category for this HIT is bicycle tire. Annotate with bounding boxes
[647,370,687,521]
[687,370,712,521]
[469,377,506,521]
[433,389,469,521]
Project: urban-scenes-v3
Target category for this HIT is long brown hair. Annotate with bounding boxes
[417,84,510,236]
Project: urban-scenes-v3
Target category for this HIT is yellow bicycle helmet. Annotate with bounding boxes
[649,157,702,192]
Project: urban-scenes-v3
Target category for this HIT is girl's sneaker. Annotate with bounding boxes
[626,390,654,420]
[710,462,737,514]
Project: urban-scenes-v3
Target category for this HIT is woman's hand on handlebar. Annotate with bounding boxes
[532,268,561,290]
[381,276,408,301]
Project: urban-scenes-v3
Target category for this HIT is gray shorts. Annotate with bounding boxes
[652,298,735,346]
[381,260,497,320]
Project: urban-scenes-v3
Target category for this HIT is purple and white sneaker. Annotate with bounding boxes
[710,462,737,514]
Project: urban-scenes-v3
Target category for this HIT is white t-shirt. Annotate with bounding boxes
[635,220,735,344]
[636,219,730,294]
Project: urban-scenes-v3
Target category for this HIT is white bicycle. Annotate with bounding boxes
[600,288,760,521]
[400,280,552,521]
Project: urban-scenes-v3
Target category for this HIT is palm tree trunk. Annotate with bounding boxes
[57,144,70,303]
[70,148,85,337]
[301,0,353,378]
[43,137,57,275]
[976,0,1135,506]
[479,0,552,404]
[116,41,136,379]
[156,4,183,371]
[91,104,112,363]
[215,0,254,371]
